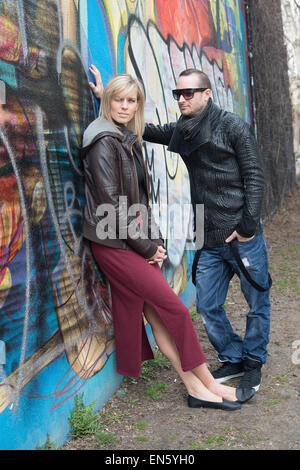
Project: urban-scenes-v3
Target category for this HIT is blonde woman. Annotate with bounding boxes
[82,72,253,410]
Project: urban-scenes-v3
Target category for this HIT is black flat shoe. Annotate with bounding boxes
[188,395,241,411]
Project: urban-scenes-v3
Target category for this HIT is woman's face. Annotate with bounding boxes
[110,88,139,126]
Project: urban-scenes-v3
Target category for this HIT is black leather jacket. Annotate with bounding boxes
[144,99,264,248]
[80,118,163,258]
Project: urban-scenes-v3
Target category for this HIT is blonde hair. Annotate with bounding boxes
[100,74,145,148]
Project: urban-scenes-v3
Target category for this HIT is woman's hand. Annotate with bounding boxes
[89,64,104,99]
[147,246,167,264]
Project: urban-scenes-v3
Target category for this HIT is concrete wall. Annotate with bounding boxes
[0,0,251,449]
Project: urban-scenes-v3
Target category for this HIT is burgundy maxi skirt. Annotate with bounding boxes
[91,242,207,377]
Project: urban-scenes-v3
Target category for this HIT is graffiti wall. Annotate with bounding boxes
[0,0,251,449]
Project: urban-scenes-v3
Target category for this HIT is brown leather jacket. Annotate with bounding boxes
[80,118,163,258]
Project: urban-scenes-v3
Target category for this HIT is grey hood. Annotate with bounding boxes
[80,118,121,158]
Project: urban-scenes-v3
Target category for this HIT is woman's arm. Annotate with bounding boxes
[89,64,176,146]
[86,137,161,259]
[89,64,103,99]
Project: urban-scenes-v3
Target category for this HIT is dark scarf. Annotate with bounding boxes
[177,98,213,141]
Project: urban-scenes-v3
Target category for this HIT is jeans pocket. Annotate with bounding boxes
[236,235,270,287]
[237,235,256,246]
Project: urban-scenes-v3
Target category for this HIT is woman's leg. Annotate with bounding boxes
[143,302,237,402]
[191,361,237,401]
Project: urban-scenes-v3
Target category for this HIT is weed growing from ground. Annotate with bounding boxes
[68,393,100,437]
[36,433,56,450]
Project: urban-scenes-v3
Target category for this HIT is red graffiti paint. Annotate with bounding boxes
[154,0,214,48]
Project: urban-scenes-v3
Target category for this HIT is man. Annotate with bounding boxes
[89,67,271,400]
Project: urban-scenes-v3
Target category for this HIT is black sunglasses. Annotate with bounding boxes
[172,88,208,101]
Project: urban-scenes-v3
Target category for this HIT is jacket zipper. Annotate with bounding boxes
[141,150,150,205]
[130,138,140,204]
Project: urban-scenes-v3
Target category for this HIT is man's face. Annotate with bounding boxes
[175,74,211,117]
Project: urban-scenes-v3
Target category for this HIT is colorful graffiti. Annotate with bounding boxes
[0,0,251,449]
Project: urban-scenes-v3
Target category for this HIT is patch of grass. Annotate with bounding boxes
[94,430,116,447]
[140,350,170,381]
[274,278,289,291]
[151,350,171,369]
[266,399,281,407]
[275,373,290,384]
[103,409,128,424]
[136,435,149,442]
[189,305,199,322]
[223,426,232,432]
[125,349,171,384]
[127,398,142,407]
[36,433,56,450]
[240,432,259,447]
[115,387,128,397]
[188,431,235,450]
[175,417,190,424]
[188,441,200,450]
[216,435,227,445]
[134,420,148,431]
[201,435,227,447]
[68,393,99,437]
[138,363,157,382]
[278,250,287,256]
[144,382,167,401]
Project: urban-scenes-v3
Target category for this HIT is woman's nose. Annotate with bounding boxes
[121,100,128,108]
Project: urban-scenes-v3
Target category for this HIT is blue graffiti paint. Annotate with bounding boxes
[87,0,115,84]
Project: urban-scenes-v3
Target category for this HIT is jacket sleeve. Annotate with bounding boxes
[229,120,265,237]
[86,137,158,259]
[143,122,176,146]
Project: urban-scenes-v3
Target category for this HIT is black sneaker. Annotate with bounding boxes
[238,358,262,391]
[236,358,262,403]
[212,361,244,383]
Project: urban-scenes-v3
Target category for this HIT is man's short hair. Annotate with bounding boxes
[179,69,211,90]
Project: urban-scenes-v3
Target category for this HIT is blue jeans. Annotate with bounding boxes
[196,234,271,364]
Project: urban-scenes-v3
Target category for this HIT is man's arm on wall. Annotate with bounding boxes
[143,122,176,146]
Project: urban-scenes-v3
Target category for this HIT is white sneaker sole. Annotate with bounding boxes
[214,372,244,384]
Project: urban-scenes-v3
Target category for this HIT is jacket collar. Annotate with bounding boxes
[168,99,223,155]
[80,118,137,158]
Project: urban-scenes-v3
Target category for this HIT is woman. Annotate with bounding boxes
[82,71,253,410]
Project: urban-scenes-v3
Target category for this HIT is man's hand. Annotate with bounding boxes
[147,246,167,264]
[89,64,104,99]
[225,230,254,243]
